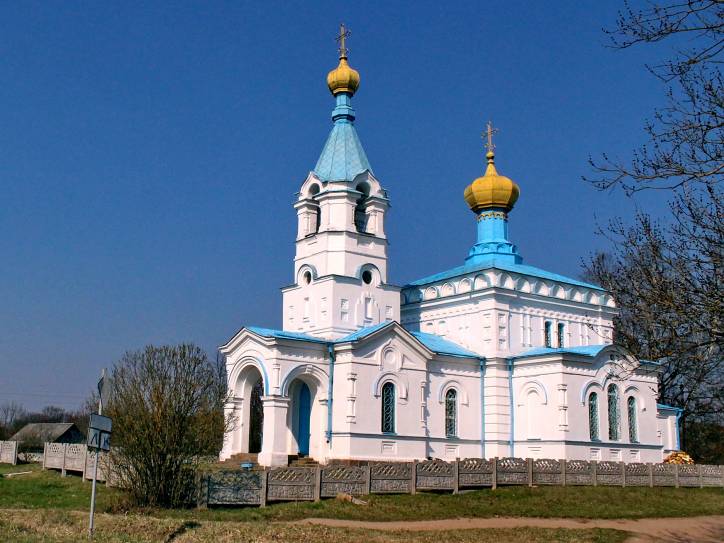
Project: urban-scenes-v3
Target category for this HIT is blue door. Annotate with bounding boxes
[297,383,311,455]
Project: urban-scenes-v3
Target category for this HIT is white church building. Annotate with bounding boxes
[220,34,681,467]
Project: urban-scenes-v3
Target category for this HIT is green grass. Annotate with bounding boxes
[0,463,119,511]
[2,465,722,523]
[0,509,629,543]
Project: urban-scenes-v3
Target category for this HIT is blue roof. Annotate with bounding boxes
[314,120,372,182]
[245,326,327,344]
[335,320,392,342]
[514,344,608,359]
[410,331,481,359]
[404,258,604,291]
[657,403,684,412]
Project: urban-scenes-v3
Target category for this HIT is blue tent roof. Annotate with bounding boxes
[404,258,604,291]
[514,344,608,359]
[313,120,372,182]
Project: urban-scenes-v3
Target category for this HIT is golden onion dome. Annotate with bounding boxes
[464,150,520,213]
[327,56,360,96]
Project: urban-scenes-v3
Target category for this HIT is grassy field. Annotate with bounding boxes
[1,463,722,542]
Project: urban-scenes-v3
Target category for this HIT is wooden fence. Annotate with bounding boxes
[197,457,724,507]
[0,441,18,465]
[42,442,112,483]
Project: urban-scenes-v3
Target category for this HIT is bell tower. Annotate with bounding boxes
[282,25,400,339]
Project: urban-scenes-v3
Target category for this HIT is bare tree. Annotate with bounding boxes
[105,344,231,507]
[587,0,722,193]
[0,401,26,438]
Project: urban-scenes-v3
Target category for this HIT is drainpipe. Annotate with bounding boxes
[507,357,515,457]
[478,357,487,458]
[674,407,683,451]
[326,343,335,445]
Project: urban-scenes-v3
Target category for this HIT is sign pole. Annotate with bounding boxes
[88,369,105,540]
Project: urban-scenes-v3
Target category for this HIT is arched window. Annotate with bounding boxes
[544,321,552,348]
[381,382,395,433]
[308,184,321,235]
[557,322,565,348]
[608,384,620,440]
[627,396,638,443]
[588,392,599,441]
[355,182,370,233]
[445,389,457,437]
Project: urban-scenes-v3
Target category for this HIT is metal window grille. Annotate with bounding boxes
[589,392,599,440]
[544,321,552,348]
[608,384,620,440]
[445,389,457,437]
[628,396,638,442]
[557,323,565,348]
[381,382,395,433]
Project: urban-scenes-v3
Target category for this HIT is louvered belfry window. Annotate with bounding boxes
[381,382,395,433]
[445,389,457,438]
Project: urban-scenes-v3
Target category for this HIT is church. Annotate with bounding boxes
[220,28,681,467]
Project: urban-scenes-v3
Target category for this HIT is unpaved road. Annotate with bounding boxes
[294,515,724,542]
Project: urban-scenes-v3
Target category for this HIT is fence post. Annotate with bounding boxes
[410,461,417,495]
[492,457,498,490]
[61,443,68,477]
[260,469,268,507]
[365,464,372,495]
[453,459,459,495]
[621,461,626,487]
[527,458,533,487]
[674,464,680,488]
[313,465,321,502]
[648,463,653,488]
[561,459,566,487]
[698,465,703,488]
[592,460,597,486]
[42,443,47,470]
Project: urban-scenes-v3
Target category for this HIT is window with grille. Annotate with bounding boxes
[381,382,395,433]
[589,392,599,440]
[445,389,457,437]
[557,322,565,348]
[544,321,552,347]
[627,396,638,443]
[608,384,620,440]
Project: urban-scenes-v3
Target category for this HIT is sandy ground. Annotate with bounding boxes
[293,515,724,542]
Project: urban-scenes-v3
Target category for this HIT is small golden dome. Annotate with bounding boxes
[327,56,360,96]
[464,151,520,213]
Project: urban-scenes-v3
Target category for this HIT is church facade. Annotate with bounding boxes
[220,33,681,467]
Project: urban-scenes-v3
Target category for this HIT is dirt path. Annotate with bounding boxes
[293,515,724,542]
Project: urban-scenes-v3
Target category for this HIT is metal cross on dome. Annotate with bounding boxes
[336,23,351,58]
[483,120,499,153]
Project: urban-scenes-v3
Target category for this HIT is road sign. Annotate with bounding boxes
[87,414,112,451]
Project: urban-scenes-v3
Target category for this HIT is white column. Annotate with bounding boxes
[258,396,291,467]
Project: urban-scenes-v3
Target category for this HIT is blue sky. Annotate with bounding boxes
[1,1,670,409]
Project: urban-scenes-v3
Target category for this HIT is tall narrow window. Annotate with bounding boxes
[589,392,599,440]
[557,322,565,348]
[544,321,552,348]
[608,384,620,440]
[445,389,457,437]
[627,396,638,443]
[381,382,395,433]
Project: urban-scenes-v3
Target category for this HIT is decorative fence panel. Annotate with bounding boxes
[701,465,723,487]
[416,459,455,491]
[84,449,111,482]
[0,441,18,465]
[458,458,494,488]
[320,465,367,497]
[678,464,701,487]
[596,461,624,486]
[496,457,528,485]
[565,460,594,486]
[64,444,87,474]
[266,467,316,502]
[43,443,66,471]
[199,471,264,506]
[370,462,412,494]
[625,463,650,486]
[533,458,563,485]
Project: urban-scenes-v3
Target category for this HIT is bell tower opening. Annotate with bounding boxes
[354,181,370,233]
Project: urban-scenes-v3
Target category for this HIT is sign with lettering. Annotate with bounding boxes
[87,414,112,451]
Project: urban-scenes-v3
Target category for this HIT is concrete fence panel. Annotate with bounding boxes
[320,465,367,498]
[458,457,494,488]
[0,441,18,465]
[416,459,455,491]
[266,467,315,502]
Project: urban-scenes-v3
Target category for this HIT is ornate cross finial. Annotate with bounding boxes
[336,23,351,59]
[483,120,499,153]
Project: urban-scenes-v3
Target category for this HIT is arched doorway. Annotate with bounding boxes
[248,379,264,453]
[293,382,311,455]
